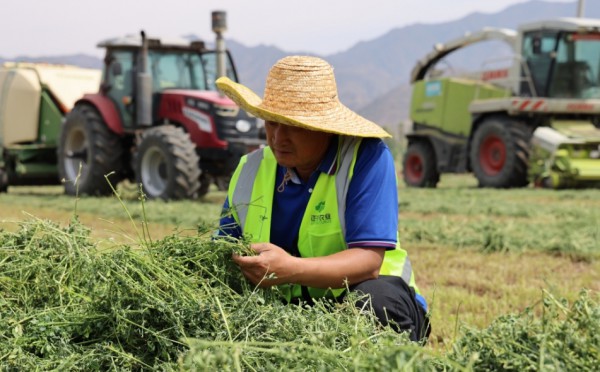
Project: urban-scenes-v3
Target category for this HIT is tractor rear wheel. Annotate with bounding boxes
[58,103,124,196]
[470,117,531,188]
[135,126,201,200]
[402,141,440,187]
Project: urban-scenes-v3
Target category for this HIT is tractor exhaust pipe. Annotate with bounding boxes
[577,0,585,17]
[212,10,227,96]
[137,30,153,126]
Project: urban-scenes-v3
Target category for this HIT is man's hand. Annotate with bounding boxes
[232,243,385,289]
[232,242,299,287]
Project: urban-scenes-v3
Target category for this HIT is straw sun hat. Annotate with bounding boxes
[215,56,390,138]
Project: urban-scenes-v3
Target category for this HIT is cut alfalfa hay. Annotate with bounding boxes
[448,289,600,371]
[1,217,598,371]
[0,217,440,370]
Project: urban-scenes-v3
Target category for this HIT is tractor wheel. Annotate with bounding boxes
[470,117,531,188]
[197,173,211,197]
[0,168,8,193]
[58,103,124,196]
[214,174,231,191]
[402,141,440,187]
[135,126,201,200]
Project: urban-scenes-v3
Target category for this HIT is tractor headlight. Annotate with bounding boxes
[235,119,251,133]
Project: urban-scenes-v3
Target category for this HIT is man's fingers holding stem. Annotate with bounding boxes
[232,248,277,284]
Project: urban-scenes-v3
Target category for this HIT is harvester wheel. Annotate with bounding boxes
[58,103,124,196]
[135,126,201,200]
[470,117,531,188]
[402,141,440,187]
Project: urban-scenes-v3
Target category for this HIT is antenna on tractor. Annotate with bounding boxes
[137,30,152,126]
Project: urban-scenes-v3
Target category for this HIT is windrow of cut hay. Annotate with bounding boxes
[0,218,598,370]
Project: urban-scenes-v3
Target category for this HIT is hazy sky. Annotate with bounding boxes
[2,0,576,58]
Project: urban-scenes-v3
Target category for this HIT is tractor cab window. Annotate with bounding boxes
[522,31,558,96]
[104,50,135,128]
[549,32,600,99]
[148,50,205,91]
[200,51,238,91]
[147,50,237,92]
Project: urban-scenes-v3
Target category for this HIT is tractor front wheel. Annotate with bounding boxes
[470,117,531,188]
[214,174,231,191]
[135,126,201,200]
[198,173,211,197]
[402,141,440,187]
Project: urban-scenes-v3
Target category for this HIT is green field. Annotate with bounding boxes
[1,174,599,367]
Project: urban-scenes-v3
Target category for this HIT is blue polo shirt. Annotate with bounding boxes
[218,136,398,253]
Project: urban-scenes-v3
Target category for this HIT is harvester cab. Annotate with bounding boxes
[405,17,600,189]
[59,11,264,199]
[519,20,600,99]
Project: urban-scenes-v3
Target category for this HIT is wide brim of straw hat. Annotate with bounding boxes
[215,77,391,139]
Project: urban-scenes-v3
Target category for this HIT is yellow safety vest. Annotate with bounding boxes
[227,136,420,302]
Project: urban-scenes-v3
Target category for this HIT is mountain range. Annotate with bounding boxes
[2,0,598,137]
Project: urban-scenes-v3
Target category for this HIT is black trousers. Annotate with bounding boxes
[348,275,431,342]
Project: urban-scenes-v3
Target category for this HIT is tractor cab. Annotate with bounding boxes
[519,18,600,99]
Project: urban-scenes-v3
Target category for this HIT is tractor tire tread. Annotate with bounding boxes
[402,141,440,188]
[470,116,531,188]
[59,103,124,196]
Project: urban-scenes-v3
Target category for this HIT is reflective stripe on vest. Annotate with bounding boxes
[232,149,264,229]
[228,136,419,298]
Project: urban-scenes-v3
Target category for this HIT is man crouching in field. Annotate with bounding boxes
[215,55,430,342]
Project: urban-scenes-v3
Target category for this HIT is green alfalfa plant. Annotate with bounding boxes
[105,172,153,248]
[447,289,600,371]
[1,169,285,369]
[0,171,436,370]
[60,160,83,219]
[0,217,268,369]
[475,220,513,253]
[64,164,154,247]
[3,185,599,369]
[1,216,443,370]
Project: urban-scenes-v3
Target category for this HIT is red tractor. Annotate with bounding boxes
[58,11,264,199]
